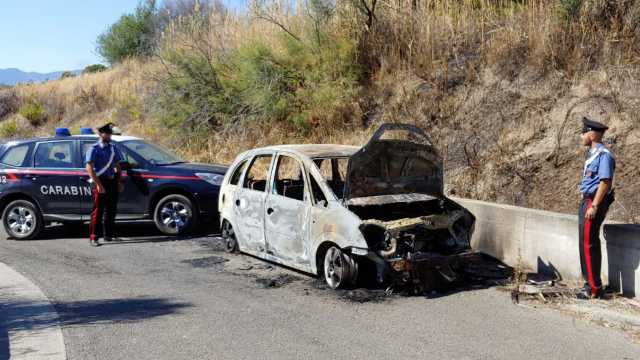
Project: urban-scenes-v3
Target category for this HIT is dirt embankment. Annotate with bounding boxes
[1,63,639,222]
[365,65,640,223]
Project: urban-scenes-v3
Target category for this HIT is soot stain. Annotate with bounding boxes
[255,274,301,289]
[310,279,393,303]
[181,256,229,268]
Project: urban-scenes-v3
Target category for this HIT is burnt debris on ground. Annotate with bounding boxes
[181,256,229,269]
[255,274,301,288]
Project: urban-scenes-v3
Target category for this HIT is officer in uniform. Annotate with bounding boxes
[578,117,615,299]
[85,123,124,247]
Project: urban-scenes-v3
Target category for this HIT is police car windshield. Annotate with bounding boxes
[121,140,184,165]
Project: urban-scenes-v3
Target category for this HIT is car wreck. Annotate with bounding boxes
[219,123,475,293]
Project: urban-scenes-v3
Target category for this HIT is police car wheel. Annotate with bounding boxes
[2,200,43,240]
[154,194,198,235]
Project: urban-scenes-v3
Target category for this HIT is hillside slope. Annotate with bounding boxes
[0,1,638,222]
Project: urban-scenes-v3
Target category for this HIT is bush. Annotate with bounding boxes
[18,99,46,126]
[60,71,76,79]
[97,0,158,64]
[83,64,108,74]
[154,5,360,133]
[0,118,18,138]
[0,90,19,119]
[558,0,583,21]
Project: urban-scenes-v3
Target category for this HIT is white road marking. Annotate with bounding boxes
[0,262,66,360]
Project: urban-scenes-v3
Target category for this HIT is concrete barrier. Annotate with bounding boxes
[453,198,640,297]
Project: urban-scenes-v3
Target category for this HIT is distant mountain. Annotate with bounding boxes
[0,68,82,85]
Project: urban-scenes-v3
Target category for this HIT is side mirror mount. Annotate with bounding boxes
[315,200,327,208]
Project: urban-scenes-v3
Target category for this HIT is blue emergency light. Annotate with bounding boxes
[80,127,94,135]
[55,127,71,137]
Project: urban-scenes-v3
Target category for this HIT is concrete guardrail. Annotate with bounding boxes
[453,198,640,298]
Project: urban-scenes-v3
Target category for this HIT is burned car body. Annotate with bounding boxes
[218,123,475,292]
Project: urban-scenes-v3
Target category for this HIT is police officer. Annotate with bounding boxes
[578,117,615,299]
[85,123,124,247]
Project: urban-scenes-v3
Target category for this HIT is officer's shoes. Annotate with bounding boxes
[577,287,605,300]
[90,239,101,247]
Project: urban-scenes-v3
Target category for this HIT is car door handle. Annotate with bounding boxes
[267,207,274,215]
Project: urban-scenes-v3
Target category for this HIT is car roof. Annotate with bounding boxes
[255,144,360,158]
[2,134,141,146]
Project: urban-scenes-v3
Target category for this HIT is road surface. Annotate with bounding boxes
[1,224,639,359]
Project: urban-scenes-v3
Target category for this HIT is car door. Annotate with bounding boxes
[264,153,311,265]
[29,140,82,216]
[233,153,273,254]
[79,140,149,217]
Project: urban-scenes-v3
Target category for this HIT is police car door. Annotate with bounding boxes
[29,140,83,217]
[79,141,148,217]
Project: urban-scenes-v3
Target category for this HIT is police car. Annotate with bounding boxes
[0,128,227,239]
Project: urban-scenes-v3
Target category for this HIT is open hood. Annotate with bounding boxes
[343,123,444,202]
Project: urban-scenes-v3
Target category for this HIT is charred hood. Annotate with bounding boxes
[344,123,444,201]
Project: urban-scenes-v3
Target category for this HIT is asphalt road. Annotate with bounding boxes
[1,224,639,360]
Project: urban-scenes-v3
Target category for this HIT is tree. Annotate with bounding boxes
[96,0,158,64]
[60,71,76,79]
[83,64,109,74]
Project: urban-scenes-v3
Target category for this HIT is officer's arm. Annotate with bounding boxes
[86,162,103,189]
[85,148,103,189]
[592,179,611,209]
[592,153,614,210]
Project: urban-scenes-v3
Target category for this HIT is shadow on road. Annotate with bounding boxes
[0,303,8,360]
[6,222,220,244]
[2,297,192,331]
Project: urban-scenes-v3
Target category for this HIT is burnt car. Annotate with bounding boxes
[218,123,475,292]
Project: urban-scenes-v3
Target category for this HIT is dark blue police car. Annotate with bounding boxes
[0,129,227,239]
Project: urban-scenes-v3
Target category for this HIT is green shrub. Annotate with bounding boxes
[18,99,46,125]
[0,118,18,138]
[60,71,76,79]
[154,10,361,132]
[559,0,583,21]
[97,0,157,64]
[83,64,108,74]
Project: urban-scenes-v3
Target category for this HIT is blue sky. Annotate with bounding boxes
[0,0,245,73]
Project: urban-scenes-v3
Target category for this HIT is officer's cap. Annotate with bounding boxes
[97,122,115,134]
[582,117,608,134]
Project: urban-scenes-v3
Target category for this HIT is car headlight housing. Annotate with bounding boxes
[195,173,224,186]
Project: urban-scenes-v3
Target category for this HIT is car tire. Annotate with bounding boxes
[153,194,198,236]
[2,199,43,240]
[221,220,238,253]
[322,245,358,289]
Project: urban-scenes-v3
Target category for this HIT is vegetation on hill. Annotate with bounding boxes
[0,0,639,222]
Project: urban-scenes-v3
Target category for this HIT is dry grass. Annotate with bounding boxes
[10,60,158,136]
[0,0,639,222]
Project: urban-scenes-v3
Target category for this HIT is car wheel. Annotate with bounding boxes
[153,194,198,235]
[221,220,238,253]
[2,199,43,240]
[323,246,358,289]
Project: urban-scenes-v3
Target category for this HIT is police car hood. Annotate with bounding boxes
[343,123,444,203]
[159,162,227,174]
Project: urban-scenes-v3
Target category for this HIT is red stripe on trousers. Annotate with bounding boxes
[583,198,597,294]
[89,188,100,241]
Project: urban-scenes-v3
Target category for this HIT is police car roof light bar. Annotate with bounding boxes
[55,127,71,137]
[79,127,94,135]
